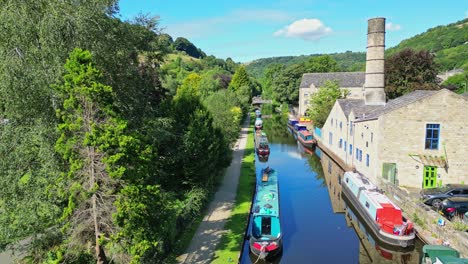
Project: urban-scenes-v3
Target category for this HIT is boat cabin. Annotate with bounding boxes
[298,130,313,141]
[288,119,298,126]
[294,124,307,132]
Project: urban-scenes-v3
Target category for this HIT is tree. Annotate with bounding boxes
[173,37,203,58]
[305,55,340,73]
[261,64,284,99]
[385,48,439,99]
[54,49,141,263]
[271,64,303,104]
[306,80,347,128]
[228,66,251,91]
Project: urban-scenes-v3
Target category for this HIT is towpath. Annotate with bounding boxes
[177,116,250,264]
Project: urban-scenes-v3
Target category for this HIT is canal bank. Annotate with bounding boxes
[178,116,250,264]
[313,131,468,257]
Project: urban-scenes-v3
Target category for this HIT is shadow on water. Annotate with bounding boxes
[240,114,424,263]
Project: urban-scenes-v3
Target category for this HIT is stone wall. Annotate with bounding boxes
[379,179,468,257]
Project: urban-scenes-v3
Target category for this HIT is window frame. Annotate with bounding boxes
[425,123,440,150]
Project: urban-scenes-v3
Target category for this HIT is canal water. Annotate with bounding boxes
[240,115,424,264]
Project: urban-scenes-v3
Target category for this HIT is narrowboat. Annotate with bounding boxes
[254,130,270,156]
[249,167,282,259]
[287,119,298,130]
[255,109,262,118]
[297,130,316,149]
[421,245,468,264]
[258,154,269,163]
[255,117,263,130]
[293,123,307,134]
[341,171,415,247]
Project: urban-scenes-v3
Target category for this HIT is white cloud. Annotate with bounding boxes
[465,11,468,18]
[385,22,402,31]
[273,18,332,41]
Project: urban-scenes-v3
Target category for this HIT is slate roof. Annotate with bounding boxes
[354,90,442,122]
[300,72,365,89]
[336,99,381,121]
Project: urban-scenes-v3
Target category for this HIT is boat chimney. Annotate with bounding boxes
[364,17,386,105]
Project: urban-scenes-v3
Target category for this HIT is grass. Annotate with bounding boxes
[211,124,256,264]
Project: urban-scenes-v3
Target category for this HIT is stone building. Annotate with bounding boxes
[298,72,365,116]
[319,89,468,188]
[312,17,468,189]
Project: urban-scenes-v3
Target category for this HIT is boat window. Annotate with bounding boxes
[261,217,272,235]
[365,202,370,208]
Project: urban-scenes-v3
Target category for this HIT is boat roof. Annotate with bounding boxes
[253,168,279,218]
[299,130,312,136]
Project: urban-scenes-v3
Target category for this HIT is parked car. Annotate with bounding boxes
[420,184,468,208]
[439,197,468,220]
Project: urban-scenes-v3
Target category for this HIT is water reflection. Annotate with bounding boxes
[240,114,423,263]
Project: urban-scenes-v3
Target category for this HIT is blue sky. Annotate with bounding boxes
[118,0,467,63]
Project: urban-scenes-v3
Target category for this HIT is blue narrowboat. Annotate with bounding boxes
[249,167,282,260]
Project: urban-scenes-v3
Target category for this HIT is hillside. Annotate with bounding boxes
[387,18,468,71]
[246,51,366,79]
[246,18,467,78]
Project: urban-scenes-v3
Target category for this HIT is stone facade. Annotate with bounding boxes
[298,72,365,116]
[318,89,468,188]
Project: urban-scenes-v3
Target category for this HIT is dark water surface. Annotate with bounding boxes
[240,116,424,264]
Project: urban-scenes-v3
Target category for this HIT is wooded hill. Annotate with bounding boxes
[246,18,468,78]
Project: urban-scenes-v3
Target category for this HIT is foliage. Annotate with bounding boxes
[173,37,205,59]
[442,71,468,94]
[304,55,340,73]
[385,48,439,99]
[203,90,243,143]
[306,80,346,128]
[386,18,468,71]
[271,64,303,104]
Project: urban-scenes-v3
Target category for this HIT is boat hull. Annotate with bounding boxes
[342,183,415,248]
[256,148,270,155]
[297,137,316,149]
[249,237,283,259]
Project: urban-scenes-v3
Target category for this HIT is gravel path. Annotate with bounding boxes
[178,117,250,264]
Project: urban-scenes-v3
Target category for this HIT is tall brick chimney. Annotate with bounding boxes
[364,17,386,105]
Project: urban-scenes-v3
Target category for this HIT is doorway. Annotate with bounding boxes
[423,166,437,189]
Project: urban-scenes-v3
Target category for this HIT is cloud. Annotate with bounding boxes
[166,9,292,39]
[385,22,402,31]
[465,11,468,18]
[273,18,332,41]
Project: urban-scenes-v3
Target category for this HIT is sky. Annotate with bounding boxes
[118,0,468,63]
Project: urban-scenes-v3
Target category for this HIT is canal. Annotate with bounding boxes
[240,115,424,263]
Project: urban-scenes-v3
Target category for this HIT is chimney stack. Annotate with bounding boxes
[364,17,386,105]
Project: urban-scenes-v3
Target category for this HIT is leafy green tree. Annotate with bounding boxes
[306,80,347,128]
[305,55,340,73]
[174,37,204,58]
[261,64,284,99]
[228,66,251,92]
[271,64,303,104]
[54,49,141,263]
[385,48,439,99]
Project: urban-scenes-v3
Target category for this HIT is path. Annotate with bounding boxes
[178,116,250,264]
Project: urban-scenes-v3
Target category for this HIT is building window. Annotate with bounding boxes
[356,148,359,160]
[340,122,342,131]
[360,150,363,162]
[350,144,353,155]
[331,118,334,126]
[371,132,373,142]
[344,141,347,152]
[425,124,440,150]
[350,122,353,135]
[329,132,333,145]
[366,141,368,148]
[304,93,309,97]
[366,154,370,167]
[339,138,342,148]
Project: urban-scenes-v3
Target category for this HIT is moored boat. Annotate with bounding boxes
[249,167,282,260]
[293,123,308,134]
[255,117,263,130]
[297,130,316,149]
[255,109,262,118]
[421,245,468,264]
[342,171,415,247]
[287,118,298,131]
[254,130,270,156]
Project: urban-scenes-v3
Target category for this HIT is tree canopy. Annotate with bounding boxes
[306,81,347,128]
